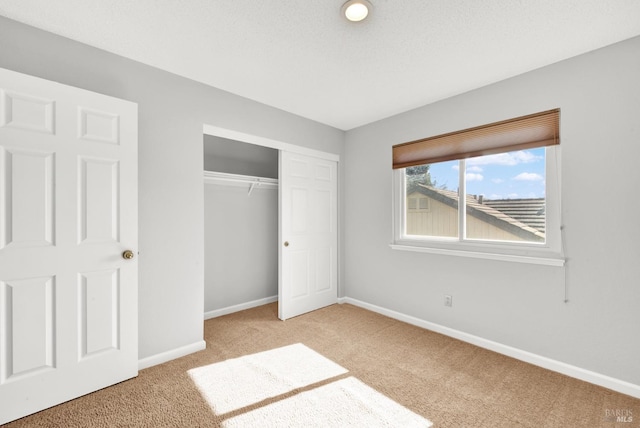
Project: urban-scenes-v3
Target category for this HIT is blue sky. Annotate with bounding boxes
[428,148,546,200]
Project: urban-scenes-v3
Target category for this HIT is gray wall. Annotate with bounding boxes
[204,183,278,312]
[0,16,344,360]
[344,36,640,385]
[203,137,279,312]
[204,135,279,178]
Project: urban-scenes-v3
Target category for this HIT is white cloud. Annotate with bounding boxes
[467,166,483,172]
[467,150,542,166]
[452,164,459,170]
[465,173,483,181]
[508,193,519,199]
[491,178,504,184]
[514,172,544,181]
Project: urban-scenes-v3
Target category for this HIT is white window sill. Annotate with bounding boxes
[390,243,565,267]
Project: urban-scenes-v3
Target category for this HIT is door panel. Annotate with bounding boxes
[1,276,56,380]
[79,157,119,244]
[78,108,120,145]
[279,151,337,320]
[0,67,138,424]
[291,187,308,233]
[2,147,55,248]
[315,246,332,292]
[1,90,55,135]
[290,250,310,299]
[79,269,119,358]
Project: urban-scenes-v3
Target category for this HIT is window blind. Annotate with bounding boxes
[392,109,560,169]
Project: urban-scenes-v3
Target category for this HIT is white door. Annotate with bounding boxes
[279,151,337,320]
[0,68,138,424]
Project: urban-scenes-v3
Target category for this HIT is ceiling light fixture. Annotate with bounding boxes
[342,0,372,22]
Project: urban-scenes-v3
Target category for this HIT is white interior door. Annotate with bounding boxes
[0,68,138,424]
[279,151,337,320]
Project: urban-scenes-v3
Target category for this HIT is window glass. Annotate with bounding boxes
[404,160,458,238]
[403,148,547,244]
[465,148,546,243]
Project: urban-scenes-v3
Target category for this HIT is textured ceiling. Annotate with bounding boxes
[1,1,640,130]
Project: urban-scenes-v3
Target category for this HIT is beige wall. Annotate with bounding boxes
[406,194,456,237]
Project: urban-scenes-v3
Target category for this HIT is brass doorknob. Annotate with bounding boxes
[122,250,135,260]
[284,241,289,247]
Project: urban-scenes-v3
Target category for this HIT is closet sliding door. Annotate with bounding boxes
[279,151,337,320]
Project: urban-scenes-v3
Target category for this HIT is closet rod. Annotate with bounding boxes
[203,171,278,193]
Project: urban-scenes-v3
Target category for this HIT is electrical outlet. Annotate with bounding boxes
[444,295,453,307]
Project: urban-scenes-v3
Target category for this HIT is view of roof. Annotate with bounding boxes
[483,199,545,233]
[410,184,545,242]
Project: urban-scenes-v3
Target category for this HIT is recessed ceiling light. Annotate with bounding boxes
[342,0,372,22]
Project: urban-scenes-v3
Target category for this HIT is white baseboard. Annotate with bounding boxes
[138,340,207,371]
[204,295,278,320]
[340,297,640,399]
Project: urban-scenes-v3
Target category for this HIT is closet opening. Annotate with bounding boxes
[202,124,339,321]
[203,135,279,319]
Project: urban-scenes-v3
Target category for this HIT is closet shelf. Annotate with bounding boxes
[203,171,278,195]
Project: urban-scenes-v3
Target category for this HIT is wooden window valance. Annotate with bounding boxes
[392,109,560,169]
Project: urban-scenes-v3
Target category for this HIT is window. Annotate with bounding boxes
[407,195,430,212]
[392,109,564,265]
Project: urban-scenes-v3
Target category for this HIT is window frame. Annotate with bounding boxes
[391,146,564,266]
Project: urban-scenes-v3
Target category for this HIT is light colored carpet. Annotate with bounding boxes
[224,376,432,428]
[188,343,348,415]
[3,303,639,427]
[189,343,431,427]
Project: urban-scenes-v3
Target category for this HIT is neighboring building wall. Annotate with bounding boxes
[406,193,528,241]
[406,194,457,237]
